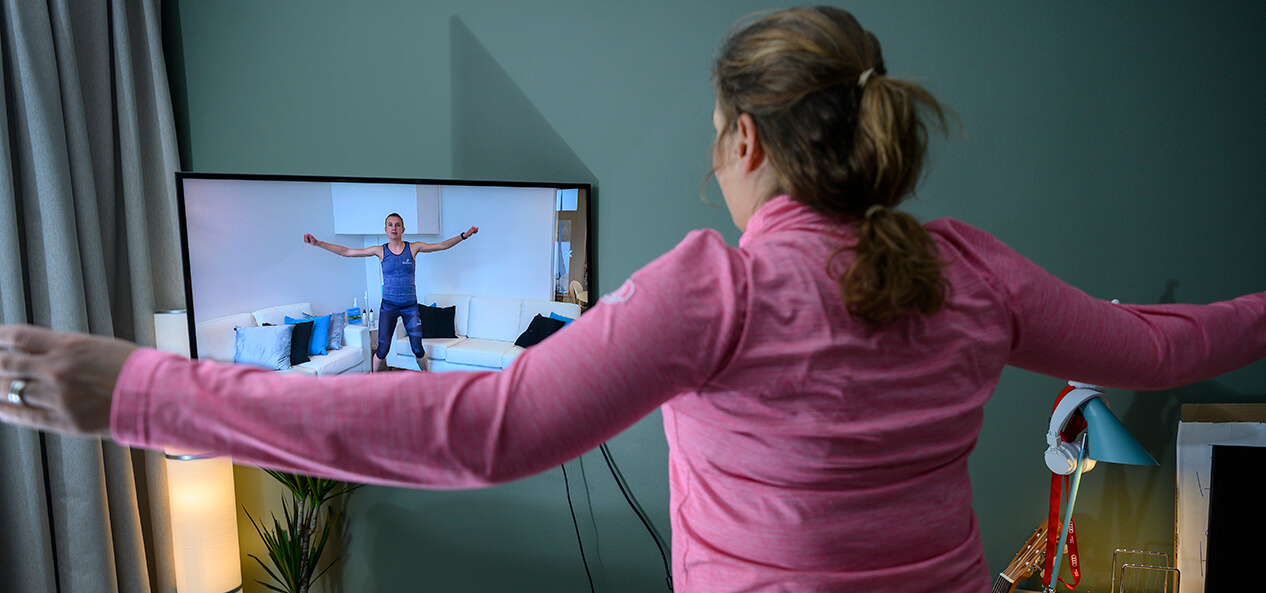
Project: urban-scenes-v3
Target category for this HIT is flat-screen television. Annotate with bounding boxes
[174,172,592,366]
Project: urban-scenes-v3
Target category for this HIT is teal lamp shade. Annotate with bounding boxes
[1045,383,1157,593]
[1080,397,1158,466]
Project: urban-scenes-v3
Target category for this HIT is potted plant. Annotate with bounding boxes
[245,471,360,593]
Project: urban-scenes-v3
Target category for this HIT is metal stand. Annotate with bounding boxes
[1111,549,1179,593]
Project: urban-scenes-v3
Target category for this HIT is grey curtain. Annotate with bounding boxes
[0,0,184,591]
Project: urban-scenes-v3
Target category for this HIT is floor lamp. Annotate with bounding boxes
[154,310,243,593]
[1042,381,1158,593]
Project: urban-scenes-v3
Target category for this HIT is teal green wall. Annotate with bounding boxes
[165,1,1266,591]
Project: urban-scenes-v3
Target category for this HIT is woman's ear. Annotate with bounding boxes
[733,113,767,173]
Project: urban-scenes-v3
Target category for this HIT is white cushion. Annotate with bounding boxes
[421,337,463,360]
[445,338,515,368]
[343,325,371,348]
[299,347,362,375]
[252,303,312,327]
[428,359,459,372]
[388,336,460,361]
[466,297,522,342]
[501,345,525,368]
[196,313,258,362]
[423,294,472,336]
[517,300,582,335]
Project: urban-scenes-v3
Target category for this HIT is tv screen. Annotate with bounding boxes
[175,172,592,369]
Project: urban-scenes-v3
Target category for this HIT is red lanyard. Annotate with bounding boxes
[1043,385,1083,590]
[1044,474,1081,589]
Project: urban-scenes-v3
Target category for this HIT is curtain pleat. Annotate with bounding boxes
[0,426,58,591]
[0,0,183,592]
[44,437,120,591]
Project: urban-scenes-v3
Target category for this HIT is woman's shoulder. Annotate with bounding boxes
[655,228,738,266]
[925,217,990,239]
[924,217,1022,260]
[682,227,730,247]
[630,229,745,290]
[924,217,1051,303]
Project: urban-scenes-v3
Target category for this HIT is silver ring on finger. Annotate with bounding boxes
[6,378,29,406]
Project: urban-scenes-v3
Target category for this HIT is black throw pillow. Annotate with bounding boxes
[418,304,457,338]
[514,314,566,348]
[267,320,313,365]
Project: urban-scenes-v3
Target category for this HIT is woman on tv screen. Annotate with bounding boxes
[304,213,479,372]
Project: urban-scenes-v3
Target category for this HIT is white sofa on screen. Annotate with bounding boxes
[196,302,372,375]
[385,293,581,372]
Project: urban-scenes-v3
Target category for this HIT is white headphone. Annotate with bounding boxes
[1044,381,1105,475]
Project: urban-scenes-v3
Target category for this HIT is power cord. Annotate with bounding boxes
[577,454,603,560]
[600,443,673,591]
[561,446,675,593]
[561,462,597,593]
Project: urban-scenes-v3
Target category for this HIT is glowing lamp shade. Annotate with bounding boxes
[1079,397,1158,467]
[154,311,243,593]
[166,453,243,593]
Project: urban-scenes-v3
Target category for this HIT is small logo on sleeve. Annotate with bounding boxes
[600,279,636,304]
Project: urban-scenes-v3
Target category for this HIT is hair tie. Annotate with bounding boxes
[864,204,887,219]
[857,67,877,88]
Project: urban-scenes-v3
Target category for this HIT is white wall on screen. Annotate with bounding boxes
[361,185,556,307]
[331,182,443,235]
[182,178,371,323]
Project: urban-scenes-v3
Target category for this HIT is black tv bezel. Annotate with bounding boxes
[174,171,595,361]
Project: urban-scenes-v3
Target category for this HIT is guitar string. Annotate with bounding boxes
[994,527,1044,593]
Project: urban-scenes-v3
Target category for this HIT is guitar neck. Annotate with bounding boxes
[996,523,1047,593]
[991,573,1017,593]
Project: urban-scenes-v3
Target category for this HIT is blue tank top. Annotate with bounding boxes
[381,242,417,304]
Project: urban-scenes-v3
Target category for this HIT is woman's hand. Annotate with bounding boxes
[303,233,319,245]
[0,325,138,436]
[464,226,479,239]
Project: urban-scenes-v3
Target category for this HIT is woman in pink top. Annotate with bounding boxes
[2,7,1265,593]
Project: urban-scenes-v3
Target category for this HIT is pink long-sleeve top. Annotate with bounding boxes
[112,195,1266,593]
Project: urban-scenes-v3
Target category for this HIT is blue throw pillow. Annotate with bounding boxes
[286,314,329,356]
[549,312,575,325]
[234,325,293,370]
[307,311,345,351]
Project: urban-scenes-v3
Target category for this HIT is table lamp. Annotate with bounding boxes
[1042,381,1157,593]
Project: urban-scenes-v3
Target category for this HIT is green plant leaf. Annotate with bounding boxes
[255,580,290,593]
[248,472,361,592]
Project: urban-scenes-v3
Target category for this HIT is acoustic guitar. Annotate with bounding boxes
[991,524,1048,593]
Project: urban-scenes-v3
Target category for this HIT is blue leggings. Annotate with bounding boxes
[376,299,425,360]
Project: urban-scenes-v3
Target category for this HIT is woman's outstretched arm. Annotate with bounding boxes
[303,233,381,258]
[104,230,745,488]
[938,220,1266,389]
